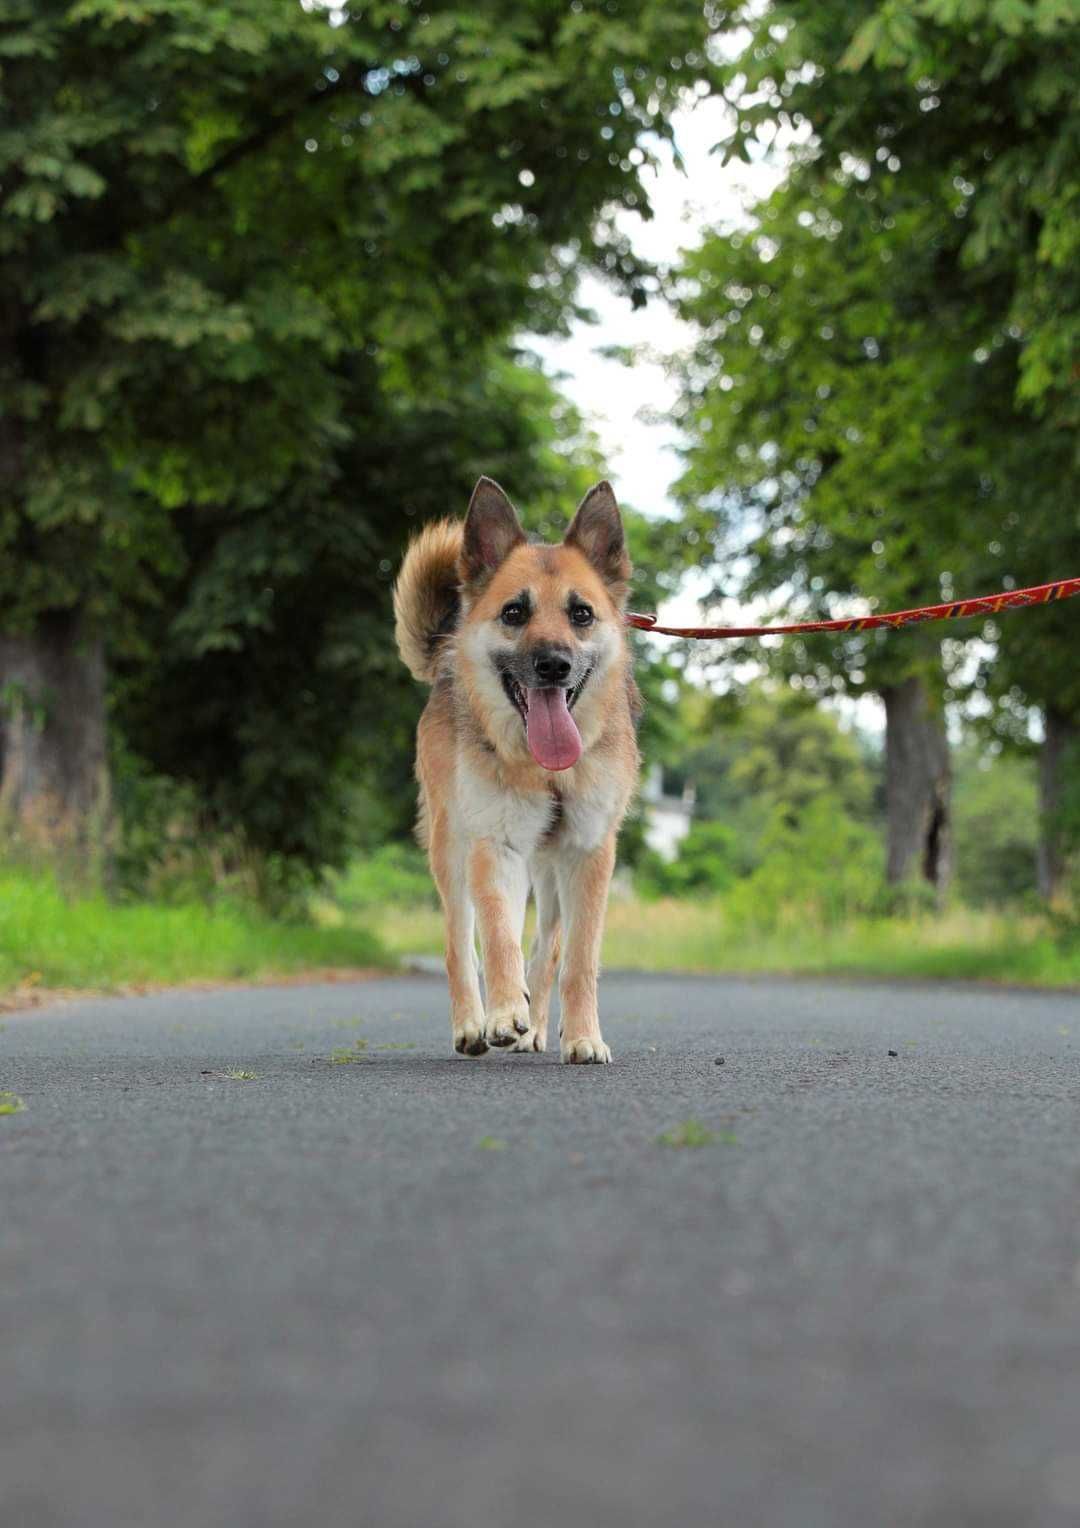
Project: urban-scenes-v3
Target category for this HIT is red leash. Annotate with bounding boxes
[625,576,1080,640]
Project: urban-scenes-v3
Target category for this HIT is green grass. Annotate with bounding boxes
[355,895,1080,988]
[599,899,1080,987]
[0,867,387,998]
[13,856,1073,1004]
[351,902,443,958]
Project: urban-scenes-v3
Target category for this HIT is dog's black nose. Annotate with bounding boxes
[532,648,572,685]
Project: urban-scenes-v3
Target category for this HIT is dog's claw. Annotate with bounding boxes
[486,999,531,1048]
[561,1037,612,1065]
[453,1018,489,1057]
[510,1028,546,1053]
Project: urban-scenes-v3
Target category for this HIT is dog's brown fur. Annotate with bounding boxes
[393,478,640,1061]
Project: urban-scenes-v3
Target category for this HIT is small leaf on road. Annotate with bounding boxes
[329,1039,369,1063]
[659,1119,734,1149]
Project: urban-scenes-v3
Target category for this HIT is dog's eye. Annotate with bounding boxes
[500,602,527,627]
[569,604,594,627]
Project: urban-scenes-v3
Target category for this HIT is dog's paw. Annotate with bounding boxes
[561,1036,612,1065]
[485,999,532,1048]
[509,1027,547,1054]
[453,1017,489,1058]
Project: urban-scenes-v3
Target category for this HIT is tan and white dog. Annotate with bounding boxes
[393,477,641,1062]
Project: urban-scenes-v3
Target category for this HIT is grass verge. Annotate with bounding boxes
[0,868,388,1003]
[353,896,1080,988]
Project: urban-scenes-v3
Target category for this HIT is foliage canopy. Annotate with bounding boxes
[1,0,716,876]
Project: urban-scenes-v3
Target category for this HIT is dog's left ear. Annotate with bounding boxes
[564,481,631,600]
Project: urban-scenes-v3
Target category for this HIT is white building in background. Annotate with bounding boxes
[641,764,695,863]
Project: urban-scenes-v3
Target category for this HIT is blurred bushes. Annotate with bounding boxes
[720,798,884,932]
[952,748,1039,907]
[626,685,1064,927]
[328,843,438,913]
[109,744,314,916]
[635,821,742,899]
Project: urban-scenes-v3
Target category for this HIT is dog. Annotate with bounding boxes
[393,477,641,1062]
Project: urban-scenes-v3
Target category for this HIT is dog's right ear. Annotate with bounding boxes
[461,477,525,585]
[564,480,631,600]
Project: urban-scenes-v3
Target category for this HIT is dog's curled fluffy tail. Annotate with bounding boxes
[393,519,463,683]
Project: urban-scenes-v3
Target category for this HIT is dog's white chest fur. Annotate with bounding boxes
[455,759,620,859]
[456,761,553,856]
[556,773,624,854]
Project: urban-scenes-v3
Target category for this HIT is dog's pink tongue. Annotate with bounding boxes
[525,687,582,771]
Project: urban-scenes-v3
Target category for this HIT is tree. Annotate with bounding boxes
[977,525,1080,902]
[758,0,1080,897]
[0,0,716,871]
[672,171,986,891]
[672,0,1080,895]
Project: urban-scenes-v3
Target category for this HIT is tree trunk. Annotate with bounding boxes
[0,610,109,866]
[1037,707,1076,904]
[881,675,951,893]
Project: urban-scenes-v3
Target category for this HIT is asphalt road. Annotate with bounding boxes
[3,972,1080,1528]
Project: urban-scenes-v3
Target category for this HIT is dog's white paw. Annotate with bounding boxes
[509,1027,547,1054]
[453,1017,489,1058]
[561,1037,612,1065]
[486,998,532,1048]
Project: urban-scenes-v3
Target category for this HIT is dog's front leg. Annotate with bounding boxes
[556,832,616,1064]
[511,862,559,1053]
[429,811,487,1056]
[468,838,531,1047]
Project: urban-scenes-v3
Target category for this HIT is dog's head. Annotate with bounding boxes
[457,477,632,772]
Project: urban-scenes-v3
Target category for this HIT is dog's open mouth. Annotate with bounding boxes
[500,669,591,772]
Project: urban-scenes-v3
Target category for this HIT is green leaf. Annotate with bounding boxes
[839,15,884,71]
[62,162,107,199]
[5,182,61,221]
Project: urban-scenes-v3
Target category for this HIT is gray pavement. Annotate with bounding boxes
[2,971,1080,1528]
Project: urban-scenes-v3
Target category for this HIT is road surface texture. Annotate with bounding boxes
[3,972,1080,1527]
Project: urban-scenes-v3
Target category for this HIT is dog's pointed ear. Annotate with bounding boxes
[564,481,631,599]
[462,477,525,584]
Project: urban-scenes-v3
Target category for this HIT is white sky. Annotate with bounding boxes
[531,94,783,532]
[529,95,884,735]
